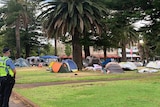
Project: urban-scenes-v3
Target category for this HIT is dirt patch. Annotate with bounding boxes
[14,77,142,89]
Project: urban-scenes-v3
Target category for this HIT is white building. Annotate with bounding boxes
[118,46,140,61]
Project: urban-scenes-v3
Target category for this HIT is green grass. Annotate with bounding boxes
[14,67,160,107]
[15,67,157,84]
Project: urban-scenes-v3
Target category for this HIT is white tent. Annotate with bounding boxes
[119,62,137,70]
[146,61,160,69]
[138,68,158,73]
[26,56,40,66]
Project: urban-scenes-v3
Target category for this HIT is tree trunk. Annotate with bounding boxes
[121,43,127,62]
[25,44,30,58]
[144,45,149,63]
[103,46,107,60]
[54,35,57,56]
[72,33,82,70]
[137,43,144,61]
[15,18,21,59]
[84,45,90,58]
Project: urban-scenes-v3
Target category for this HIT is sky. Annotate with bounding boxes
[0,4,2,7]
[133,20,151,30]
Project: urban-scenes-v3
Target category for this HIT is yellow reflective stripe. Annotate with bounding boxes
[0,73,7,76]
[0,57,14,77]
[7,66,14,77]
[0,59,7,76]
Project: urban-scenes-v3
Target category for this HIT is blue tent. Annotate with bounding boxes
[62,59,78,72]
[40,55,59,59]
[101,58,111,67]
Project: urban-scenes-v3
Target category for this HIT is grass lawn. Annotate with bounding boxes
[14,67,160,107]
[15,67,153,84]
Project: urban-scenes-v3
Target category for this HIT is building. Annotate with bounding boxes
[118,46,140,61]
[55,40,140,61]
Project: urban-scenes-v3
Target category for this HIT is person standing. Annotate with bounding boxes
[0,47,16,107]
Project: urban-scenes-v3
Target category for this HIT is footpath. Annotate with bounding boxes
[10,91,39,107]
[10,92,29,107]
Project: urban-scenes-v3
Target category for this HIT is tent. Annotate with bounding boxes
[101,58,112,67]
[84,56,101,66]
[138,68,158,73]
[105,62,124,73]
[26,56,40,66]
[51,62,70,73]
[133,62,143,67]
[63,59,78,72]
[40,55,59,59]
[93,64,102,71]
[83,59,89,67]
[14,58,30,67]
[146,61,160,69]
[119,62,137,70]
[40,55,60,66]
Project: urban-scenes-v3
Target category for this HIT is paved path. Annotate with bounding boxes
[10,93,30,107]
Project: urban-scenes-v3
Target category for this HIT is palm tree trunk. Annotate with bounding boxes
[72,32,82,70]
[84,45,90,58]
[121,43,127,62]
[54,35,57,56]
[103,46,107,59]
[15,18,21,58]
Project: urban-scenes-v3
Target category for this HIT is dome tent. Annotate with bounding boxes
[14,58,30,67]
[51,62,70,73]
[105,62,124,74]
[146,61,160,69]
[62,59,78,72]
[119,62,137,70]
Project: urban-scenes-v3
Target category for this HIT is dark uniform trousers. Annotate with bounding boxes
[0,76,15,107]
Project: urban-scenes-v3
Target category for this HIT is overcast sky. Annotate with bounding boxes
[0,4,3,7]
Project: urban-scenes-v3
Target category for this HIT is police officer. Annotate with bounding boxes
[0,47,16,107]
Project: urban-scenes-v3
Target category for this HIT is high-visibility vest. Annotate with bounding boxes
[0,57,14,77]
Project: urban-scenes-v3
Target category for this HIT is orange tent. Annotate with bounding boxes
[51,62,70,73]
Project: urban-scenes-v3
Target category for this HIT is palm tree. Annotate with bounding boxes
[38,0,107,70]
[119,25,138,61]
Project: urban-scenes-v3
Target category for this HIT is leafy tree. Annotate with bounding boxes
[0,0,30,58]
[103,0,140,61]
[0,0,44,58]
[136,0,160,60]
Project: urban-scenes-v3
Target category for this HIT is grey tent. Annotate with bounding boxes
[105,62,124,74]
[14,58,30,67]
[83,56,101,67]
